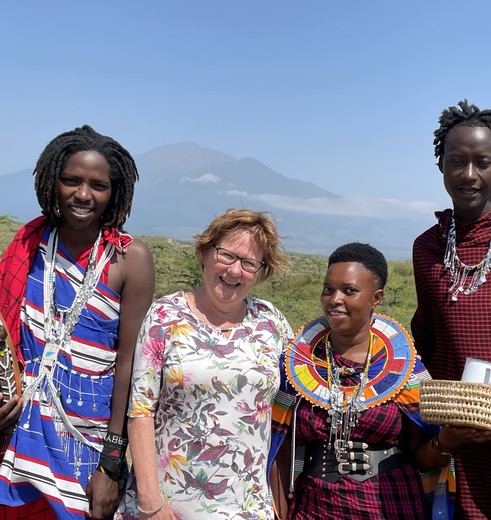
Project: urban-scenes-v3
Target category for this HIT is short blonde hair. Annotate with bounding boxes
[194,208,289,283]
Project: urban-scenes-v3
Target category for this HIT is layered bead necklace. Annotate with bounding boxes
[325,331,374,453]
[444,212,491,301]
[40,229,103,376]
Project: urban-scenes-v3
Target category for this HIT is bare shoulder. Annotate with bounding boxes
[124,238,153,264]
[108,238,154,294]
[122,238,154,281]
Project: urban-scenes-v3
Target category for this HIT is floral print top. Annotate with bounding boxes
[118,291,292,520]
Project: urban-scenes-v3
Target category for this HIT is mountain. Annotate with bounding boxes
[0,143,434,259]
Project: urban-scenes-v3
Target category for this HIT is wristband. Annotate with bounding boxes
[102,431,128,459]
[98,431,128,480]
[98,453,125,480]
[96,464,120,482]
[105,432,129,448]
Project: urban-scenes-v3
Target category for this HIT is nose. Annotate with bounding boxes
[463,162,478,181]
[227,258,243,275]
[75,183,91,201]
[330,290,343,304]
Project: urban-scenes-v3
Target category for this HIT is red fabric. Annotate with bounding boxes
[0,217,134,368]
[287,352,428,520]
[412,208,491,519]
[0,498,55,519]
[0,216,46,367]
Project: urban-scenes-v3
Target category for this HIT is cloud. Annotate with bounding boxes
[180,173,220,184]
[224,191,438,219]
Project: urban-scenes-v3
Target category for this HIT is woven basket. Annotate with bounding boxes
[419,380,491,431]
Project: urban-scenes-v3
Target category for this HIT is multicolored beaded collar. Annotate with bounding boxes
[285,313,416,410]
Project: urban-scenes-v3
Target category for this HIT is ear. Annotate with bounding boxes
[438,157,444,173]
[372,288,384,308]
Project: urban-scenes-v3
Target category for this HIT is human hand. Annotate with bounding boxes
[439,424,491,449]
[0,393,23,432]
[86,469,120,519]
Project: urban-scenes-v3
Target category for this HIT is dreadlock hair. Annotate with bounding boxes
[328,242,388,290]
[433,99,491,161]
[34,125,139,229]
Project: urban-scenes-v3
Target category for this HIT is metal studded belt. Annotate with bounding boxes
[303,439,406,483]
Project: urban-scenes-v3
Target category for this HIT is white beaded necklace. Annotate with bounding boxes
[325,332,373,452]
[41,229,102,373]
[444,212,491,301]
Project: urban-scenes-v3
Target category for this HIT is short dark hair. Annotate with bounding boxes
[434,100,491,161]
[328,242,388,289]
[34,125,139,229]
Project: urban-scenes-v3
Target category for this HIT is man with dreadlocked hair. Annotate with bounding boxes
[0,126,155,520]
[412,101,491,519]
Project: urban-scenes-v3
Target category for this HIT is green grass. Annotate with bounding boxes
[0,215,417,333]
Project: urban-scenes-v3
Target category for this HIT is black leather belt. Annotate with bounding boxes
[303,439,406,483]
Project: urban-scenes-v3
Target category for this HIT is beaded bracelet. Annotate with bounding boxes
[137,500,165,516]
[431,433,453,456]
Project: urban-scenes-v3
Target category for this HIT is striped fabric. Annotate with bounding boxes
[0,225,123,519]
[412,209,491,520]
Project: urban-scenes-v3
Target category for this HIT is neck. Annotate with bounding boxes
[189,287,246,329]
[453,205,491,222]
[329,329,372,363]
[57,226,102,257]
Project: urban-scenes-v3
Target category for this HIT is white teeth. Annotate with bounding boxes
[221,278,239,287]
[72,207,91,215]
[329,311,347,316]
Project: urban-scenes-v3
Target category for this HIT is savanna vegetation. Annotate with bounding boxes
[0,215,417,333]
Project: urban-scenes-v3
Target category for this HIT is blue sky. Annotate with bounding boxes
[2,1,491,220]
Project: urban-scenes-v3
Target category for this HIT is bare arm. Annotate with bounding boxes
[128,416,176,520]
[406,421,451,472]
[107,239,155,438]
[87,239,155,519]
[270,428,292,520]
[407,422,491,473]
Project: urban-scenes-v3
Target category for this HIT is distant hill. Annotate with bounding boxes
[0,142,435,259]
[0,216,417,332]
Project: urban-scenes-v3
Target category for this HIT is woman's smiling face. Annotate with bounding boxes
[57,150,112,235]
[320,261,383,337]
[201,230,263,309]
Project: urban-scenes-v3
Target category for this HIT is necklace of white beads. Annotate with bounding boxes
[40,228,103,375]
[444,213,491,301]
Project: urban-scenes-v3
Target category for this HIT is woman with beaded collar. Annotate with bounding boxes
[270,243,464,520]
[0,125,154,520]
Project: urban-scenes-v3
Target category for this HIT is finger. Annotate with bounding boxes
[0,400,15,418]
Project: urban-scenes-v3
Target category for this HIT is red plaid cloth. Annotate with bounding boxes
[287,351,429,520]
[0,216,46,367]
[412,208,491,519]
